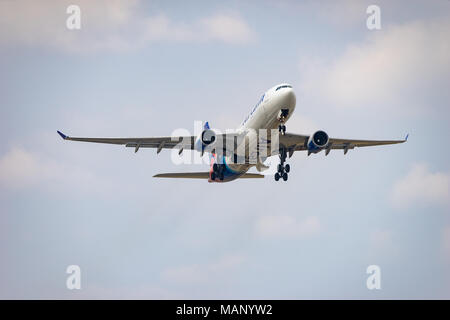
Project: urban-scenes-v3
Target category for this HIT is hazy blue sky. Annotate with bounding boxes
[0,0,449,299]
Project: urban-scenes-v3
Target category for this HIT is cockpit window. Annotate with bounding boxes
[276,85,292,91]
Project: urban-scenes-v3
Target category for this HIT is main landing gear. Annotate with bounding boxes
[211,163,225,181]
[274,148,289,182]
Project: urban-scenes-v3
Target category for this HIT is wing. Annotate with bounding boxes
[153,172,264,179]
[277,132,408,155]
[57,130,244,154]
[57,130,195,153]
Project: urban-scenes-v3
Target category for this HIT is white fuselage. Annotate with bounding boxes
[216,83,296,179]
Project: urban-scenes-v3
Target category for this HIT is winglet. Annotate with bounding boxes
[204,121,210,130]
[57,130,67,140]
[405,133,409,142]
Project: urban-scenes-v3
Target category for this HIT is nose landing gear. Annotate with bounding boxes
[278,124,286,135]
[274,148,290,182]
[278,109,289,135]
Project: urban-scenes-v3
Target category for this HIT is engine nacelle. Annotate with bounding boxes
[307,130,329,153]
[194,128,219,152]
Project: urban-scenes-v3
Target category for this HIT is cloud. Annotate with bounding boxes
[390,163,449,209]
[0,147,108,193]
[0,0,255,53]
[298,18,450,113]
[161,253,245,285]
[255,215,321,238]
[0,148,41,188]
[200,14,254,44]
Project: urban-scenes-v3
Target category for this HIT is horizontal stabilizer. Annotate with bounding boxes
[153,172,209,179]
[239,173,265,178]
[153,172,264,179]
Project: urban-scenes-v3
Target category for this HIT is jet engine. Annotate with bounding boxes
[194,128,219,152]
[307,130,329,154]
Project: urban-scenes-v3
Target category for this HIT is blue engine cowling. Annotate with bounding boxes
[307,130,329,153]
[194,128,218,153]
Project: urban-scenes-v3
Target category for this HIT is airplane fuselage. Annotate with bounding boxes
[209,83,296,182]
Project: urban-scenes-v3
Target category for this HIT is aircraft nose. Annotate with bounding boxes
[281,87,296,107]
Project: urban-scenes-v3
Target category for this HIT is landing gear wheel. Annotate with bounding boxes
[213,163,218,172]
[211,172,216,180]
[219,172,224,181]
[276,147,290,182]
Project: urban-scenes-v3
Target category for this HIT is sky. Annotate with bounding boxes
[0,0,449,299]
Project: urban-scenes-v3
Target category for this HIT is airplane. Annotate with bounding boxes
[57,83,407,183]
